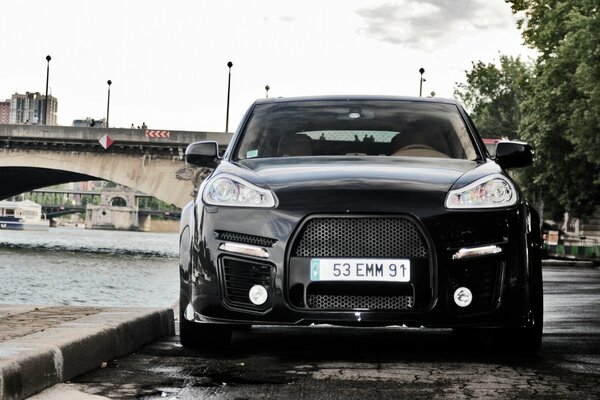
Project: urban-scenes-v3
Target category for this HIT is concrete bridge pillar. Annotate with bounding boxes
[138,214,151,232]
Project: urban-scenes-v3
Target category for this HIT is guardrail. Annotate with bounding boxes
[545,243,599,261]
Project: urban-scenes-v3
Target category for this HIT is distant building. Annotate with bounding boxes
[74,181,96,191]
[0,100,9,123]
[9,92,58,125]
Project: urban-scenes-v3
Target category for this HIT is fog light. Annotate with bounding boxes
[453,287,473,307]
[249,285,268,305]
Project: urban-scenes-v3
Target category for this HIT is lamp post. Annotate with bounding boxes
[106,80,112,128]
[43,55,51,125]
[225,61,233,133]
[419,67,425,97]
[265,85,270,98]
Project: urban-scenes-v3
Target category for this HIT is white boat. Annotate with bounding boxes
[0,200,50,231]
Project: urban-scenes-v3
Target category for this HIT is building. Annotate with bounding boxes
[0,100,10,123]
[85,188,149,231]
[9,92,58,125]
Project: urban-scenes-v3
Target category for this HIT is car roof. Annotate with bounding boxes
[253,95,459,106]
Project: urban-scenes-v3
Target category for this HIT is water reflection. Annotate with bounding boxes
[0,227,178,307]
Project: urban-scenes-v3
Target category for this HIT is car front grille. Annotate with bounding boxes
[221,256,274,311]
[307,294,414,310]
[288,216,432,312]
[292,217,429,258]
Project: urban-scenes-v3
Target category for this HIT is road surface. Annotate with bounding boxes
[36,266,600,399]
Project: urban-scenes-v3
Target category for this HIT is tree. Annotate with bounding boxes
[506,0,600,219]
[454,55,531,140]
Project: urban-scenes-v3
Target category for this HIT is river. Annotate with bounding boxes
[0,227,179,307]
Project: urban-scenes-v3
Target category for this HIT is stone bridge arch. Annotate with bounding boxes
[0,148,200,208]
[0,124,231,207]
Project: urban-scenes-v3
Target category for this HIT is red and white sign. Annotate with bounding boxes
[546,230,560,246]
[99,134,113,149]
[146,130,170,138]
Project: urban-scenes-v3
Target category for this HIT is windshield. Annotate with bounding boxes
[235,100,478,161]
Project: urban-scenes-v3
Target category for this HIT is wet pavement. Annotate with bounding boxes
[57,267,600,399]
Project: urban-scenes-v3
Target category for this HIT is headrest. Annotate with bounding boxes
[277,133,312,157]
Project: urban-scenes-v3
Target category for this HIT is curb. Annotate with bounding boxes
[542,259,597,268]
[0,307,174,400]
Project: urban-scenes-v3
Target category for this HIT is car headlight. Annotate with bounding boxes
[445,174,518,209]
[203,173,276,208]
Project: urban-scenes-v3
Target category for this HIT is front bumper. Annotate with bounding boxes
[181,204,533,328]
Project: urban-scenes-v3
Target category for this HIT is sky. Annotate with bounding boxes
[0,0,536,133]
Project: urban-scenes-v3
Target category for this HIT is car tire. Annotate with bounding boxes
[498,257,544,356]
[179,304,232,350]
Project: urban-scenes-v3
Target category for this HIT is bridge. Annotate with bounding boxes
[0,124,232,208]
[41,205,181,219]
[28,189,181,219]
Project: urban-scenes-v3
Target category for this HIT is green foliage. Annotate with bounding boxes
[455,55,531,139]
[506,0,600,218]
[457,1,600,218]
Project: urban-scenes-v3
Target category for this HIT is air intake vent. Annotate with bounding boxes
[216,231,277,247]
[221,256,274,310]
[448,261,501,313]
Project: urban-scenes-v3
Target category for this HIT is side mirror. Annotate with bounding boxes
[185,141,221,168]
[495,141,534,169]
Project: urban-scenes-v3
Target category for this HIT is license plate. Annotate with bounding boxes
[310,258,410,282]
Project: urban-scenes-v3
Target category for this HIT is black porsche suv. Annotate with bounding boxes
[179,96,542,355]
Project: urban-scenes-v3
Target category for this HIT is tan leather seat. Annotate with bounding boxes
[277,133,312,157]
[390,124,449,158]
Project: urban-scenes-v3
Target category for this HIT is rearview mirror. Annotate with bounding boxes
[495,141,534,169]
[185,141,221,168]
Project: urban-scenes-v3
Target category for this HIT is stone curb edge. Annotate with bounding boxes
[542,259,597,268]
[0,307,174,400]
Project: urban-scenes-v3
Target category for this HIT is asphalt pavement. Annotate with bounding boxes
[33,266,600,399]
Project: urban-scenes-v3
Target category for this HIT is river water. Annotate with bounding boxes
[0,227,179,307]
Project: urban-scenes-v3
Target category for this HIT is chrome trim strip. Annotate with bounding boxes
[452,245,502,260]
[218,242,270,258]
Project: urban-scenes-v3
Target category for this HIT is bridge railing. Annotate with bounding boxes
[0,124,233,149]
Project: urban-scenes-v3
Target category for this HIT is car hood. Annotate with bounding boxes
[222,156,488,213]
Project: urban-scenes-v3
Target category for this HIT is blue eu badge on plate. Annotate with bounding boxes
[310,259,320,281]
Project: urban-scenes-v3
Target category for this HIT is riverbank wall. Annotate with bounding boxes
[0,305,174,400]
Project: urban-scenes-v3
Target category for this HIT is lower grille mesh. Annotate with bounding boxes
[306,294,414,310]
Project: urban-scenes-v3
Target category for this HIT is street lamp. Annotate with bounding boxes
[265,85,270,98]
[419,67,425,97]
[225,61,233,133]
[106,80,112,128]
[44,55,51,125]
